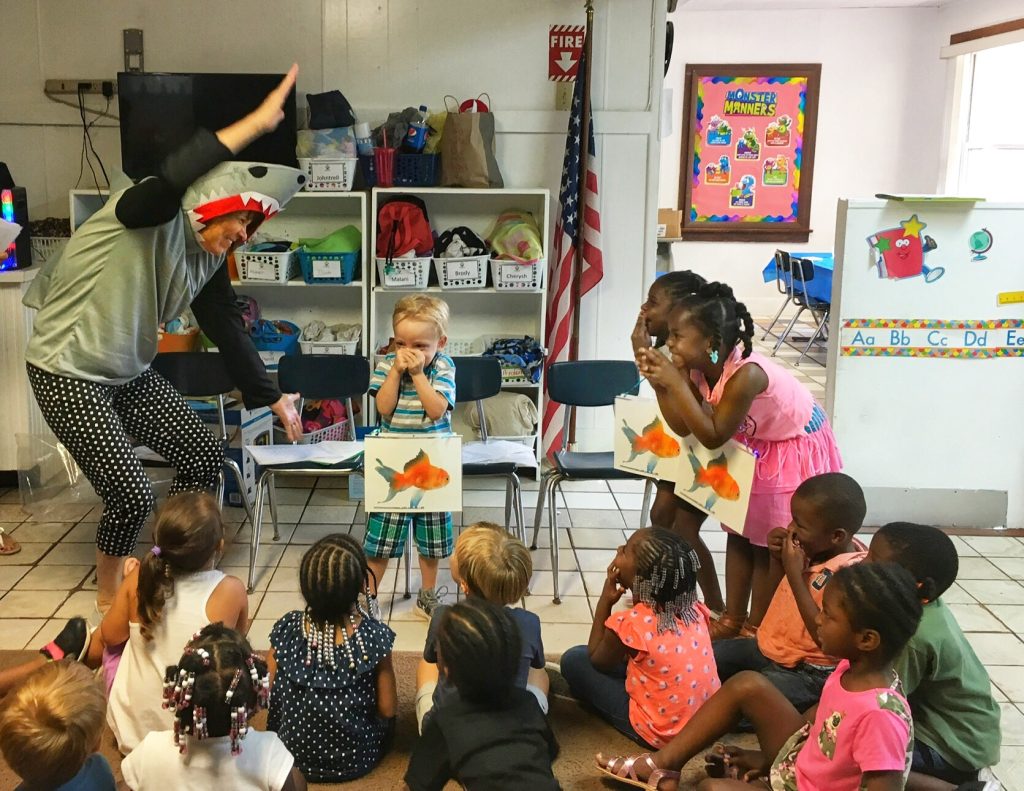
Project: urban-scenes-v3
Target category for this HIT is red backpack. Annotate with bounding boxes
[376,195,433,259]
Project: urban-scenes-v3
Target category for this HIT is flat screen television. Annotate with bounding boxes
[117,72,298,180]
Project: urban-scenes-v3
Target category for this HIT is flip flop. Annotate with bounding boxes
[0,526,21,556]
[596,752,680,790]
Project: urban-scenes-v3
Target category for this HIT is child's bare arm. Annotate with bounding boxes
[860,771,906,791]
[266,648,278,683]
[375,363,403,417]
[205,575,248,632]
[100,568,137,647]
[588,562,630,671]
[781,531,822,643]
[281,766,308,791]
[375,654,398,718]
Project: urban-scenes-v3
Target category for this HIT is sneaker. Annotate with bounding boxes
[958,771,1002,791]
[39,617,91,662]
[415,586,450,621]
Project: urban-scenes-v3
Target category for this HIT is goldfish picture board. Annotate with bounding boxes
[364,434,463,514]
[613,396,685,482]
[673,438,756,531]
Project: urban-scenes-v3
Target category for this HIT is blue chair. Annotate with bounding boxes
[762,250,801,344]
[147,352,258,528]
[246,354,369,592]
[772,255,830,364]
[530,360,654,603]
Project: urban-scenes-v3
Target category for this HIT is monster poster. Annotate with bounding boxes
[364,434,463,513]
[679,64,820,242]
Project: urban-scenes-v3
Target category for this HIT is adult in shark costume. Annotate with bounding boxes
[21,67,306,609]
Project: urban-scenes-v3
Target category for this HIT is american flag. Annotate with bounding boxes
[542,56,604,459]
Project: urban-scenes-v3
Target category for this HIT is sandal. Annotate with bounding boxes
[596,752,680,790]
[709,612,747,641]
[0,526,21,556]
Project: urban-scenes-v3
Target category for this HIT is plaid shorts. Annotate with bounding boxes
[364,511,453,559]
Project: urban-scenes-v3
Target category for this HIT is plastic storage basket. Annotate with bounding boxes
[394,154,440,187]
[375,256,431,289]
[274,418,350,445]
[237,249,300,283]
[490,257,544,290]
[250,320,301,355]
[299,338,360,355]
[30,237,68,263]
[298,250,359,284]
[433,255,489,289]
[445,337,486,356]
[298,157,358,192]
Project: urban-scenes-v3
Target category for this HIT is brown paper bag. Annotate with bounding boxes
[440,95,504,188]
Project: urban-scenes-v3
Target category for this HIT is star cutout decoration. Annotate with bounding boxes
[873,237,891,252]
[900,214,926,238]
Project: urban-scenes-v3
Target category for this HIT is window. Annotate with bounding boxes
[952,40,1024,199]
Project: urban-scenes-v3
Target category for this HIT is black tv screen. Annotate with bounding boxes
[117,72,298,180]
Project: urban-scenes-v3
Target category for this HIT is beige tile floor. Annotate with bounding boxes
[2,334,1020,787]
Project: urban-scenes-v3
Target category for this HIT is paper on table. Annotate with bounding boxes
[0,219,21,251]
[245,441,362,466]
[462,440,537,468]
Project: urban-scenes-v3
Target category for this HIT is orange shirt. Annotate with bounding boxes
[757,551,866,668]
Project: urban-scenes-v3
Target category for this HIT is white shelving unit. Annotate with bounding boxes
[369,187,550,469]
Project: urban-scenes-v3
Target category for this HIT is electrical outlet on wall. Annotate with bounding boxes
[44,80,116,95]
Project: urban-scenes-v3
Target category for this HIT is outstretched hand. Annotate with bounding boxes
[630,310,652,355]
[270,392,303,442]
[251,64,298,135]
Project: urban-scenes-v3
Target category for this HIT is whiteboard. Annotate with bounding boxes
[828,199,1024,528]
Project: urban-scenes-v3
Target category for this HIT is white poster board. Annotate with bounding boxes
[829,199,1024,528]
[613,396,684,481]
[673,438,756,530]
[365,434,463,513]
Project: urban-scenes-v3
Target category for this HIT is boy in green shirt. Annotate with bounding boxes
[867,522,1002,791]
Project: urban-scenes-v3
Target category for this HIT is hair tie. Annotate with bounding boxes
[151,546,162,557]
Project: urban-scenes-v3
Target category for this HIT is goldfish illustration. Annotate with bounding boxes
[621,416,681,473]
[685,450,741,510]
[375,449,450,508]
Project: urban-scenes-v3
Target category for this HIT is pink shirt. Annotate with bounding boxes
[605,602,720,748]
[795,660,913,790]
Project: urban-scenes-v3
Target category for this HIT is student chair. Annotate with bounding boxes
[771,256,830,364]
[761,250,800,343]
[246,354,369,592]
[399,355,528,598]
[530,360,654,604]
[146,352,258,528]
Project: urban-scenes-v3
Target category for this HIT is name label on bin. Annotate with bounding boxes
[248,259,278,280]
[499,263,535,284]
[312,258,342,279]
[310,161,345,184]
[448,260,481,279]
[386,270,418,287]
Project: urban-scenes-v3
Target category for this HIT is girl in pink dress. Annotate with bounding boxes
[638,281,842,639]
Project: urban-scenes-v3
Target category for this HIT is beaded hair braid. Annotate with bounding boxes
[631,528,702,634]
[675,282,756,360]
[161,624,270,756]
[298,533,376,670]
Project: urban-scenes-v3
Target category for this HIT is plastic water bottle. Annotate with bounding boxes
[405,106,429,152]
[355,122,374,156]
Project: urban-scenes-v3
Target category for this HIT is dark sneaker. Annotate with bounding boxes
[40,617,90,661]
[415,586,449,620]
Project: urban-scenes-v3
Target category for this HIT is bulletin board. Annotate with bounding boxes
[827,199,1024,529]
[678,64,820,242]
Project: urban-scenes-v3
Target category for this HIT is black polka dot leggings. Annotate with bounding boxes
[27,363,224,557]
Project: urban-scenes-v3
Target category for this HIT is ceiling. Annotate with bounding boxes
[675,0,959,9]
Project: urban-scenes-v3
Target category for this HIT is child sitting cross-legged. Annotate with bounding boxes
[713,472,867,713]
[417,522,547,731]
[867,523,1002,791]
[121,623,306,791]
[404,599,560,791]
[561,527,720,749]
[597,562,923,791]
[267,534,397,783]
[0,660,116,791]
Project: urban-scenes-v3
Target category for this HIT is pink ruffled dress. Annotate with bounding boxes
[691,348,842,546]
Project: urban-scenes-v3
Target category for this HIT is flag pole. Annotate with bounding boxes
[568,0,595,447]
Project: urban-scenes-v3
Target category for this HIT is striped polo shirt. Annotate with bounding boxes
[369,352,456,433]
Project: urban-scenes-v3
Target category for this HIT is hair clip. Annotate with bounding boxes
[151,545,162,557]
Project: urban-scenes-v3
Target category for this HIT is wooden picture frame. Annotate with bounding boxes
[678,63,821,242]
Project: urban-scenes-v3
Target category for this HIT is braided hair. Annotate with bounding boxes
[298,533,376,670]
[829,563,923,662]
[436,598,521,709]
[654,270,707,307]
[138,492,224,641]
[631,527,701,634]
[162,624,270,756]
[875,523,959,603]
[675,281,756,360]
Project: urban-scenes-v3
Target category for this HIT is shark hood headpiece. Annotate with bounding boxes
[183,162,306,239]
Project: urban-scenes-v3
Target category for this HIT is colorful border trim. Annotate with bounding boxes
[842,347,1024,359]
[843,319,1024,330]
[691,75,806,224]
